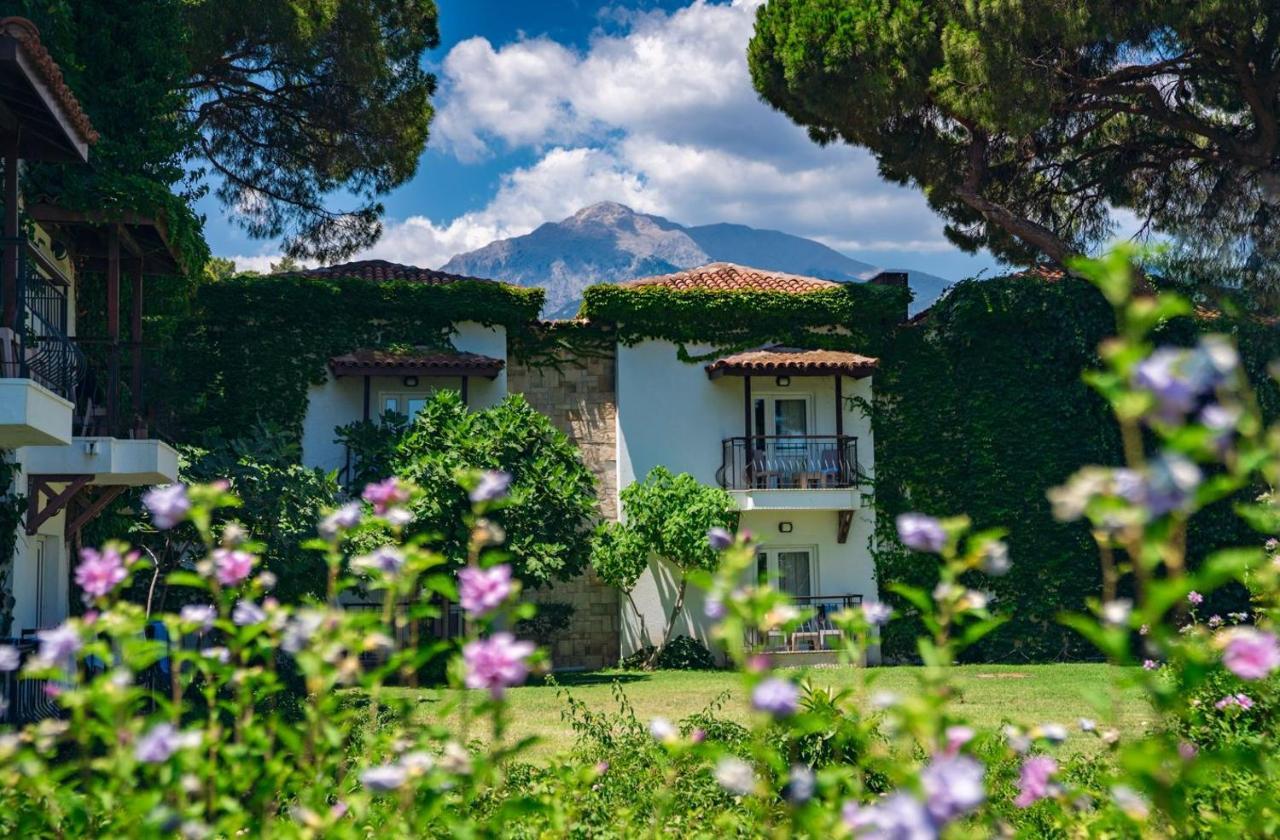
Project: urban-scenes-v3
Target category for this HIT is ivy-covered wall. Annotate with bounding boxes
[872,276,1278,662]
[164,275,543,442]
[578,282,908,358]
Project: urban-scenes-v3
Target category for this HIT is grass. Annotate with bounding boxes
[385,663,1152,764]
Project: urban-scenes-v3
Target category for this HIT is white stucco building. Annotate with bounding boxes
[610,263,897,663]
[290,261,512,480]
[0,19,179,642]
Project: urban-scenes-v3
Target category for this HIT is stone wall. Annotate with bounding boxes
[507,351,620,669]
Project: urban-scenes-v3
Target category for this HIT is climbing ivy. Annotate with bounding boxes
[0,452,23,638]
[164,274,543,443]
[577,282,908,360]
[872,275,1276,662]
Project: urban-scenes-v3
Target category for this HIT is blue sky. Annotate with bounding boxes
[205,0,1003,280]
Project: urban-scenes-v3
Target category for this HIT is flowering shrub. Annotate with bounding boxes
[3,251,1280,836]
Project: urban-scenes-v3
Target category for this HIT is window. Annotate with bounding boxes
[755,546,817,598]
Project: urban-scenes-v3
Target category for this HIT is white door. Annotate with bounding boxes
[753,395,811,438]
[34,537,65,629]
[755,547,816,599]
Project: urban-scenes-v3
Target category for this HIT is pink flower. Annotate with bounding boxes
[944,725,975,755]
[1221,628,1280,680]
[143,484,189,529]
[75,545,130,598]
[1215,693,1254,711]
[457,564,514,617]
[1188,591,1204,606]
[1143,659,1158,670]
[1014,756,1058,807]
[362,477,410,515]
[462,633,535,698]
[213,548,255,586]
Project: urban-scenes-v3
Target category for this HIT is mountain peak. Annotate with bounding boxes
[570,201,639,221]
[441,203,953,317]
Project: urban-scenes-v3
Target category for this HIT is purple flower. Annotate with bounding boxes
[135,723,198,763]
[1142,659,1158,670]
[707,527,733,550]
[213,548,255,587]
[1222,629,1280,680]
[36,623,81,664]
[462,633,535,698]
[319,502,362,538]
[352,545,405,577]
[751,677,799,718]
[457,564,514,617]
[0,645,19,672]
[704,598,726,619]
[1144,454,1201,516]
[896,513,946,553]
[469,470,512,503]
[360,763,407,792]
[784,764,816,805]
[231,600,266,626]
[862,602,893,625]
[1133,347,1214,422]
[1187,590,1204,606]
[1014,756,1058,808]
[282,610,325,654]
[362,478,411,515]
[144,484,190,529]
[1208,614,1224,628]
[921,754,985,823]
[179,604,217,631]
[842,792,934,838]
[75,545,129,599]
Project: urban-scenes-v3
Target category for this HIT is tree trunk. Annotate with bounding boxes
[646,574,688,669]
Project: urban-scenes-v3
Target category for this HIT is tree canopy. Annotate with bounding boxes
[749,1,1280,291]
[593,467,738,660]
[343,391,599,589]
[21,0,439,263]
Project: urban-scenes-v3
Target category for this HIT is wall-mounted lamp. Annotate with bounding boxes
[778,521,793,534]
[776,375,791,387]
[403,375,419,387]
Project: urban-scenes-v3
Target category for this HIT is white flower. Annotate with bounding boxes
[713,757,756,796]
[1079,718,1096,732]
[1101,599,1133,626]
[648,717,677,742]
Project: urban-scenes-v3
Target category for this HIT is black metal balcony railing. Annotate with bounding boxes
[1,235,85,401]
[717,435,862,490]
[746,593,864,652]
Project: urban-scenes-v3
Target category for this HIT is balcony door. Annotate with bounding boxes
[756,547,816,599]
[753,395,811,439]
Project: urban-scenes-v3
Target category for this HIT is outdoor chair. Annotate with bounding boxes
[749,450,782,489]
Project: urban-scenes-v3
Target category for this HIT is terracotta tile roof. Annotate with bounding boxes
[618,262,840,293]
[0,18,98,146]
[705,345,879,379]
[328,348,505,379]
[291,259,500,285]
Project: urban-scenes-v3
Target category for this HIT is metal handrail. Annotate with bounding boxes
[0,233,85,401]
[746,593,864,652]
[718,435,862,490]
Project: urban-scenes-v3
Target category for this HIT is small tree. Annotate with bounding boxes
[342,390,598,588]
[593,466,738,666]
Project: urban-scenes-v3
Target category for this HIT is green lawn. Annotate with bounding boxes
[385,663,1151,764]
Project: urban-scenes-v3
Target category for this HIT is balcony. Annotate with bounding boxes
[717,436,866,512]
[746,593,865,665]
[0,236,83,447]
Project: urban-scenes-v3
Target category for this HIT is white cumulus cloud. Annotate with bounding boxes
[253,0,992,276]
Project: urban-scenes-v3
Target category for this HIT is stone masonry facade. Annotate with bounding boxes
[506,351,620,670]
